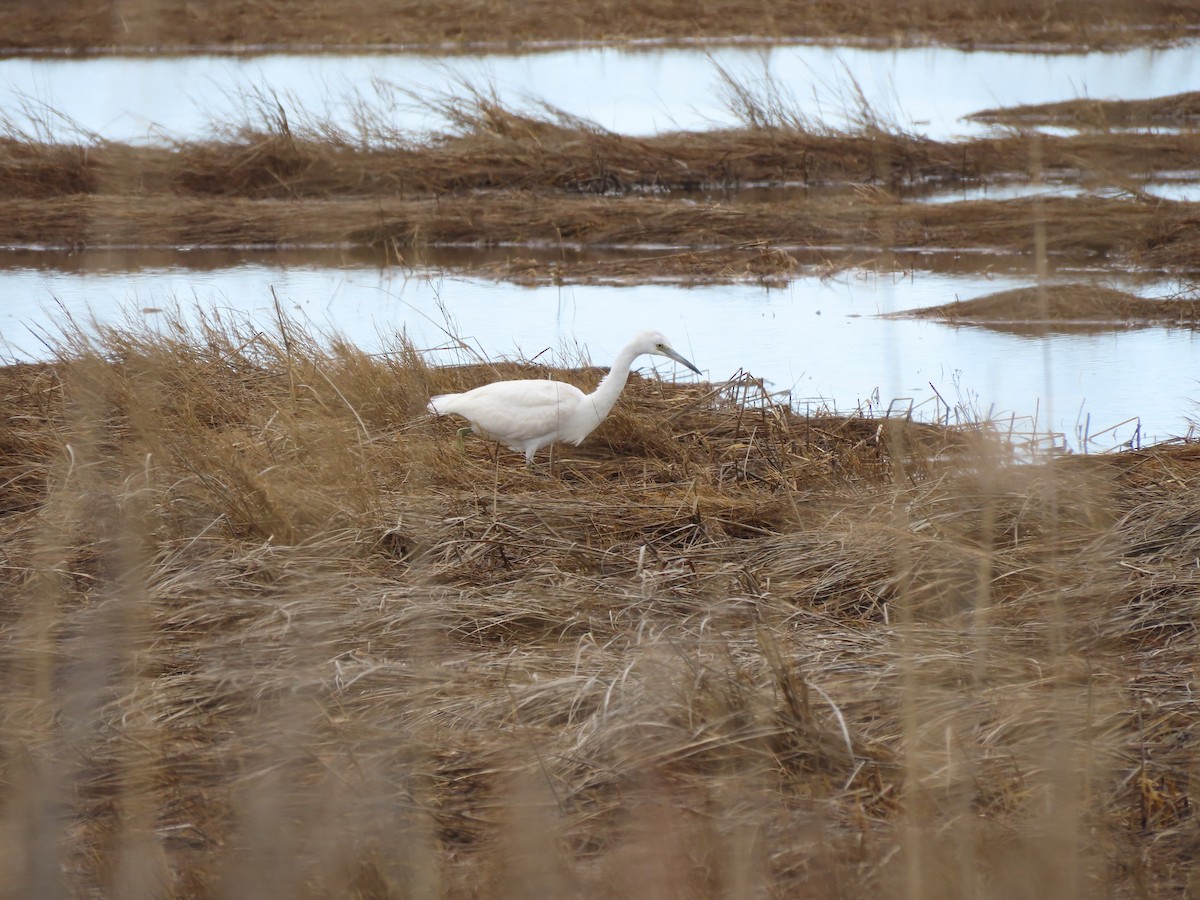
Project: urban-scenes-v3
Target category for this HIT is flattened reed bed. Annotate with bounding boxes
[2,317,1200,896]
[4,96,1200,282]
[6,123,1200,200]
[902,283,1200,333]
[5,191,1199,276]
[969,90,1200,129]
[3,0,1195,53]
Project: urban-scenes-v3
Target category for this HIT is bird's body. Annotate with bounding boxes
[427,331,701,463]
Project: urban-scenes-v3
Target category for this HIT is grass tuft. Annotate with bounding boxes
[1,312,1198,894]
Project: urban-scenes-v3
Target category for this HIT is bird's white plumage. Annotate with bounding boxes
[427,331,701,463]
[428,380,589,458]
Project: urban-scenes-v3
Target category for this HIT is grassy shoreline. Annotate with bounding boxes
[902,284,1200,333]
[3,0,1197,55]
[1,319,1198,895]
[7,111,1199,200]
[3,97,1200,282]
[3,192,1196,279]
[5,13,1200,896]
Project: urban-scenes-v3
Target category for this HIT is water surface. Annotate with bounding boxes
[2,253,1194,452]
[2,44,1197,143]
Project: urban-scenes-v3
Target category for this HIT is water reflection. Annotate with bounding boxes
[0,245,1163,286]
[1,43,1197,143]
[920,177,1200,204]
[1,252,1195,451]
[688,174,1200,205]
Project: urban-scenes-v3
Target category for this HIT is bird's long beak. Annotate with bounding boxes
[662,347,703,376]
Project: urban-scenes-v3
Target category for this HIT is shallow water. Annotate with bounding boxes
[692,176,1200,205]
[2,252,1195,452]
[921,177,1200,204]
[2,43,1197,143]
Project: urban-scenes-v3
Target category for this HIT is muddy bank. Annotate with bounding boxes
[970,90,1200,129]
[4,192,1197,279]
[2,106,1200,281]
[5,118,1199,200]
[3,0,1196,54]
[901,283,1200,334]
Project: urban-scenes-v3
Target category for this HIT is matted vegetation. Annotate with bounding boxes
[1,315,1199,896]
[968,91,1200,130]
[4,6,1200,897]
[2,87,1200,283]
[2,0,1196,54]
[4,189,1198,278]
[902,283,1200,333]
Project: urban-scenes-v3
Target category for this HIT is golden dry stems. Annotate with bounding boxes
[2,89,1199,283]
[3,191,1198,278]
[0,315,1198,896]
[903,284,1200,333]
[2,0,1196,53]
[2,8,1198,897]
[4,107,1200,200]
[969,91,1200,129]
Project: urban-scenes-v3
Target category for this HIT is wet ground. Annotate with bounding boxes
[3,248,1193,452]
[2,40,1198,451]
[8,9,1200,899]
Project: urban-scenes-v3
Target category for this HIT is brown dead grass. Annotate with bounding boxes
[475,244,803,288]
[970,91,1200,129]
[903,283,1200,334]
[3,191,1198,277]
[5,109,1200,200]
[3,93,1199,281]
[1,315,1199,896]
[3,9,1200,896]
[3,0,1196,53]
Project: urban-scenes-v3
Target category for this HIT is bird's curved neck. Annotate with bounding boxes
[578,342,641,429]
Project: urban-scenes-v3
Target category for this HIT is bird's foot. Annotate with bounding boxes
[455,426,471,452]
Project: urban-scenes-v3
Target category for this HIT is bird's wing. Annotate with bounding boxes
[433,379,586,446]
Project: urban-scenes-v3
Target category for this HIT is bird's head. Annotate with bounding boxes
[635,330,703,375]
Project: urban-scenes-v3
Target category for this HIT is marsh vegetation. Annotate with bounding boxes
[3,3,1200,898]
[4,0,1197,53]
[4,86,1200,284]
[4,313,1200,896]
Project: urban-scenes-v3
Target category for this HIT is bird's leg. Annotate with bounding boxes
[455,426,472,452]
[525,457,552,478]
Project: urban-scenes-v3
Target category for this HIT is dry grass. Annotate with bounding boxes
[3,191,1198,279]
[2,0,1196,53]
[2,87,1199,283]
[3,7,1200,897]
[969,91,1200,129]
[902,283,1200,334]
[5,94,1200,200]
[0,314,1199,897]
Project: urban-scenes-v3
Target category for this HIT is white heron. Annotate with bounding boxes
[427,331,702,463]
